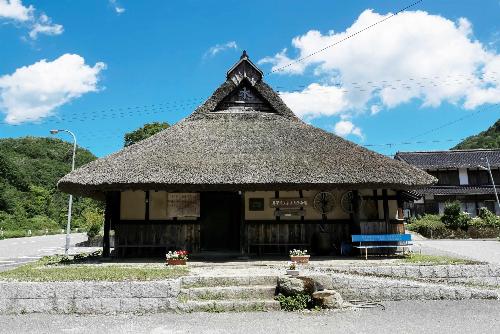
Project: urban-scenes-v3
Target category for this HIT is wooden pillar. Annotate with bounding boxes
[382,189,390,234]
[396,191,404,220]
[373,189,379,218]
[103,192,112,257]
[145,191,150,222]
[351,190,361,235]
[239,191,247,255]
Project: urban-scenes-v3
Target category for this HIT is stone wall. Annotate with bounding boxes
[0,280,180,314]
[328,272,499,301]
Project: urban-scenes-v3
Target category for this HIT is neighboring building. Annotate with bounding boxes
[395,149,500,216]
[58,52,435,257]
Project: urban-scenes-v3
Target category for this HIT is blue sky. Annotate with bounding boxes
[0,0,499,157]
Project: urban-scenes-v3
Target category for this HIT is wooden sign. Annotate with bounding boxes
[167,193,200,218]
[274,209,306,217]
[270,198,309,209]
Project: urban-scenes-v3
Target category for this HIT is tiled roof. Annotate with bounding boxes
[395,149,500,169]
[417,185,499,196]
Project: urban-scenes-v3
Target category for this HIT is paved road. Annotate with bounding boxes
[415,239,500,265]
[0,233,88,271]
[0,300,498,334]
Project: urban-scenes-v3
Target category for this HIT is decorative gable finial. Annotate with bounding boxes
[226,51,263,86]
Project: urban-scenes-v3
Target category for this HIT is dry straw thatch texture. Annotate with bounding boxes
[58,55,436,198]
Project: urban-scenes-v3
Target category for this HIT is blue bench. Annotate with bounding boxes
[351,234,412,259]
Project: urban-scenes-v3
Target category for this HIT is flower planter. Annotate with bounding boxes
[286,269,300,276]
[290,255,310,264]
[167,258,187,266]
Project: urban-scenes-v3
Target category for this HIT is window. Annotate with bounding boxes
[468,170,491,186]
[427,170,460,186]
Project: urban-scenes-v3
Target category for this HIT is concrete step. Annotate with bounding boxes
[178,300,281,312]
[180,285,277,301]
[181,275,278,288]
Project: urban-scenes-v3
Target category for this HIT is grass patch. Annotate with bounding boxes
[401,253,479,265]
[0,254,189,282]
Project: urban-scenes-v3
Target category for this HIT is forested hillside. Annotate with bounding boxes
[0,137,100,236]
[453,119,500,149]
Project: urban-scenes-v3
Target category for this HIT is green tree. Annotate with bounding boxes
[453,119,499,149]
[0,137,100,234]
[124,122,169,147]
[441,201,470,230]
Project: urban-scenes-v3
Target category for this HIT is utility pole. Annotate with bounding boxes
[50,129,77,255]
[479,157,500,214]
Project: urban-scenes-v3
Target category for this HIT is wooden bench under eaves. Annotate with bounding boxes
[352,234,413,259]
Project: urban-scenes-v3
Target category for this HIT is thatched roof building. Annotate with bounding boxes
[58,52,434,199]
[58,52,436,257]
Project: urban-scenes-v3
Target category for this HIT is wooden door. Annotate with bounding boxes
[200,192,241,251]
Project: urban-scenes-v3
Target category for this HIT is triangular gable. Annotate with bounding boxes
[188,51,299,120]
[214,79,274,113]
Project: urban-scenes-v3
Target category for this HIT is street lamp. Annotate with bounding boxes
[478,157,500,214]
[50,129,77,255]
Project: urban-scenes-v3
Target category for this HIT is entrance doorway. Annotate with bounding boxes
[200,192,241,251]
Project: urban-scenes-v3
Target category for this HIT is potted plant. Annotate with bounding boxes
[289,249,310,264]
[286,261,299,276]
[166,250,188,266]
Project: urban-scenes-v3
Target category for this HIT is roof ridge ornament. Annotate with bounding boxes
[227,50,263,86]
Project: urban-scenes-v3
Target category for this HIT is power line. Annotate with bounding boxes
[405,103,500,141]
[362,138,463,148]
[272,72,500,93]
[268,0,424,74]
[0,100,202,126]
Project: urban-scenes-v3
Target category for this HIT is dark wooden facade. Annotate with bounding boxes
[102,190,404,257]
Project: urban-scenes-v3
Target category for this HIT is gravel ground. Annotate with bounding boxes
[1,300,499,334]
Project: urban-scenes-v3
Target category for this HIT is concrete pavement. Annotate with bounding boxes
[415,239,500,265]
[0,233,89,271]
[0,300,498,334]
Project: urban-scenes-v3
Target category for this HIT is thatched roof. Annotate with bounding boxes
[58,52,436,198]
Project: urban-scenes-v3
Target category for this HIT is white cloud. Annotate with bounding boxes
[279,83,349,119]
[28,13,63,39]
[334,120,363,139]
[0,0,33,21]
[0,54,106,124]
[0,0,63,39]
[109,0,125,14]
[204,41,238,59]
[262,10,500,120]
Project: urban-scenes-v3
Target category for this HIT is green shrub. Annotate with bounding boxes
[441,201,470,230]
[82,208,103,238]
[276,293,310,311]
[407,214,448,238]
[477,207,500,228]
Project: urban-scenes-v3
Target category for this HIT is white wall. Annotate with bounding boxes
[244,189,399,221]
[459,168,469,185]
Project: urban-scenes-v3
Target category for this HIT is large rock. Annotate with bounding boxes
[278,276,315,296]
[312,290,344,309]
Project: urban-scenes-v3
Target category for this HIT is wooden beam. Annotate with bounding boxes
[382,189,390,233]
[103,193,112,257]
[145,191,150,222]
[275,191,280,222]
[351,190,361,235]
[240,191,247,255]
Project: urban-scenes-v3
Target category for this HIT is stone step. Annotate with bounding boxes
[178,300,281,312]
[181,275,278,288]
[180,285,277,301]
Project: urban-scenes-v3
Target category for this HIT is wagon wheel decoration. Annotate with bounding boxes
[340,191,364,214]
[313,191,336,214]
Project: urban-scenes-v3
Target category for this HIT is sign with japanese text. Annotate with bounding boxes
[270,198,309,209]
